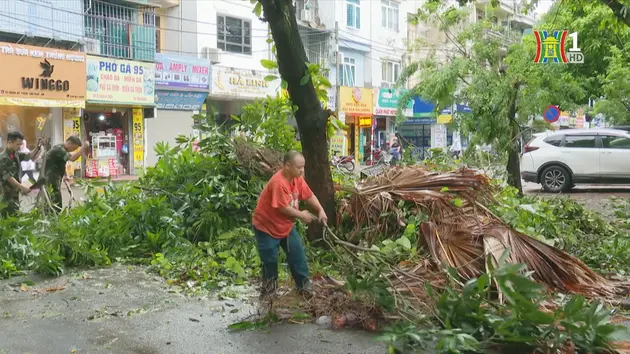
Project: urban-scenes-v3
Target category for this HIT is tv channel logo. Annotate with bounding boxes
[534,30,584,64]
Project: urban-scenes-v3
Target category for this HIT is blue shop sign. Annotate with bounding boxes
[457,104,472,113]
[156,90,207,111]
[412,97,436,117]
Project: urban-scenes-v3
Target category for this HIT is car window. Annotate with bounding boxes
[563,135,596,148]
[601,135,630,149]
[543,135,563,146]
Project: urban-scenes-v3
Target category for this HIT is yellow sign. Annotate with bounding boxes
[359,117,372,127]
[86,56,155,105]
[330,133,346,156]
[339,87,373,115]
[437,114,452,124]
[62,108,82,167]
[132,108,144,168]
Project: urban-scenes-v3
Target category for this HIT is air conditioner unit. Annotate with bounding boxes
[201,47,222,64]
[84,38,101,55]
[330,52,343,65]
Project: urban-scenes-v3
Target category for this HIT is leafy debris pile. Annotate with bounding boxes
[264,166,628,353]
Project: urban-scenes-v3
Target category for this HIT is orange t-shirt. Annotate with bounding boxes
[252,170,314,238]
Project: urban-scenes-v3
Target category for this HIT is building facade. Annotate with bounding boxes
[404,0,536,158]
[0,0,158,178]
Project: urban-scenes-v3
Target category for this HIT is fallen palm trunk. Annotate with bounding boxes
[339,166,616,298]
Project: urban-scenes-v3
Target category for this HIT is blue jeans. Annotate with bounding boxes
[254,226,310,290]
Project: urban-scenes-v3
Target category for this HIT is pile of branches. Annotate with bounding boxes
[233,137,283,177]
[339,166,616,299]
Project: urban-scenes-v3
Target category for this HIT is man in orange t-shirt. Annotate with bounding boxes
[252,151,327,297]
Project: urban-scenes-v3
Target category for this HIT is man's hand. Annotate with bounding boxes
[317,209,328,225]
[83,141,90,149]
[20,185,31,195]
[298,210,317,224]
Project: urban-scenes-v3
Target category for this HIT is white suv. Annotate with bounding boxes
[520,128,630,193]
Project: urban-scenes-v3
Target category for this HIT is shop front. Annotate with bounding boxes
[0,42,86,178]
[399,97,436,160]
[146,53,210,166]
[85,55,155,178]
[339,87,373,164]
[374,88,414,150]
[208,65,279,127]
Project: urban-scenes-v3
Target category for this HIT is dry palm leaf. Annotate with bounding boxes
[233,138,283,176]
[339,165,616,299]
[420,219,615,298]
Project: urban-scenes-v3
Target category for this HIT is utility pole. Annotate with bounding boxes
[334,21,345,155]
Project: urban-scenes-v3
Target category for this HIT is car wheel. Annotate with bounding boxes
[541,165,571,193]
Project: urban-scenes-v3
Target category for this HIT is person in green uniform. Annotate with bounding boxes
[40,135,89,211]
[0,131,34,217]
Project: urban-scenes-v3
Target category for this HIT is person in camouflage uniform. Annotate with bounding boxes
[40,135,88,211]
[0,131,33,217]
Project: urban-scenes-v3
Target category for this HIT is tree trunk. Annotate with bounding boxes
[258,0,336,242]
[505,86,523,196]
[599,0,630,27]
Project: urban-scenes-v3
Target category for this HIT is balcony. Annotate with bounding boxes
[84,0,156,61]
[0,0,84,43]
[486,26,523,45]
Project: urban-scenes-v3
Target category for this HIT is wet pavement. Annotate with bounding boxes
[0,265,385,354]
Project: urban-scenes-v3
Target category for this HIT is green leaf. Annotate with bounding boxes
[396,236,412,250]
[260,59,278,69]
[266,38,274,44]
[228,321,255,330]
[281,80,288,89]
[253,2,262,17]
[440,187,449,192]
[300,74,311,86]
[264,75,278,82]
[452,198,463,208]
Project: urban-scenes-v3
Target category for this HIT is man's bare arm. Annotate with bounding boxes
[278,206,304,219]
[69,142,90,162]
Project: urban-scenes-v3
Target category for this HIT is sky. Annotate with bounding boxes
[534,0,554,17]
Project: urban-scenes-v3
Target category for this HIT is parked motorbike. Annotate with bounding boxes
[331,153,356,172]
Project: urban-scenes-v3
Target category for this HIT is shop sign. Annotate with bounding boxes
[359,117,372,127]
[340,87,373,115]
[155,54,210,90]
[132,108,144,168]
[62,108,82,168]
[86,56,155,105]
[437,107,452,124]
[211,66,279,99]
[0,42,86,107]
[329,133,346,156]
[374,88,413,117]
[156,90,207,111]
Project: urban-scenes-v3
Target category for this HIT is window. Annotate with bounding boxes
[217,15,252,55]
[602,135,630,149]
[155,16,162,53]
[543,135,563,147]
[339,57,356,86]
[381,0,398,32]
[346,0,361,29]
[476,9,484,20]
[381,0,399,31]
[382,61,400,84]
[563,135,596,148]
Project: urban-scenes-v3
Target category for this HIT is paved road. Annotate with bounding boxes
[0,265,386,354]
[523,181,630,216]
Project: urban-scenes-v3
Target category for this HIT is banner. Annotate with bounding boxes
[86,56,155,105]
[132,108,144,168]
[155,53,210,90]
[339,87,373,116]
[62,108,82,168]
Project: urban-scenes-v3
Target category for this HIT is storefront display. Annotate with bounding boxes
[85,55,154,176]
[339,87,373,163]
[83,110,130,178]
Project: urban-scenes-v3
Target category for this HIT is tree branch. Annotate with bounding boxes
[602,0,630,27]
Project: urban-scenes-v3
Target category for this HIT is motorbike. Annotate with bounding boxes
[331,153,355,172]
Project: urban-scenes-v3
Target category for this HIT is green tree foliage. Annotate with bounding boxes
[594,44,630,123]
[400,4,583,193]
